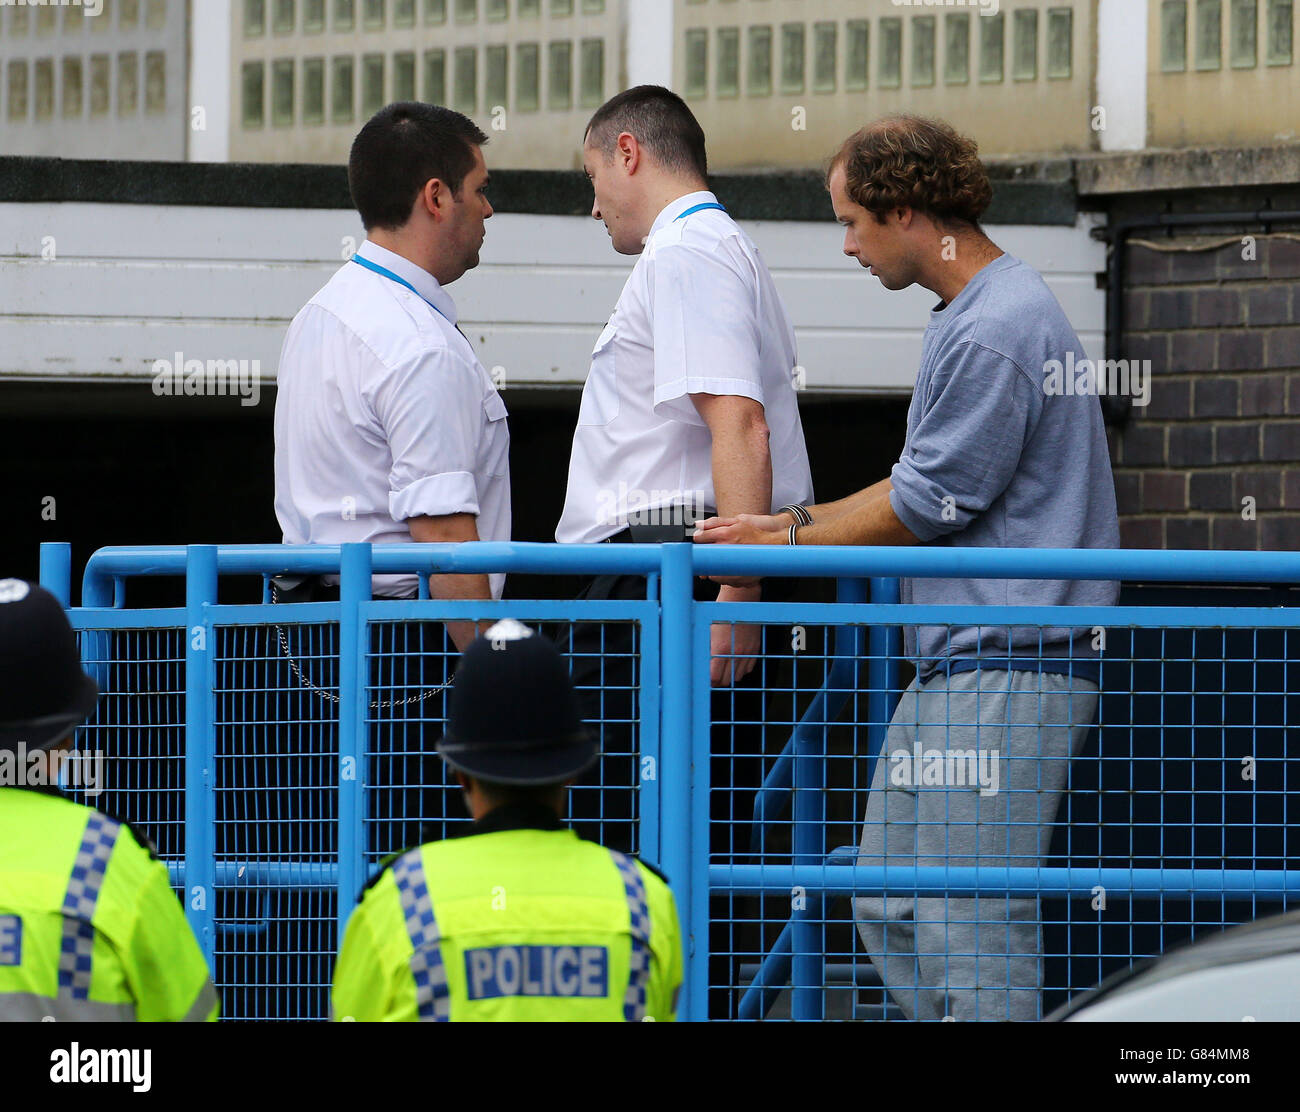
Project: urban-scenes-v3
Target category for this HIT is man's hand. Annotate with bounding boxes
[710,584,763,686]
[693,513,789,587]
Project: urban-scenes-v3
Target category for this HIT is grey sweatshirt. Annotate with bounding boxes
[887,252,1120,683]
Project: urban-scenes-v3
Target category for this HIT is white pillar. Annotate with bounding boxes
[624,0,675,90]
[188,0,232,161]
[1096,0,1148,151]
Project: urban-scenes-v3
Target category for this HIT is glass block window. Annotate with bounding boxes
[245,0,265,37]
[980,11,1004,81]
[1196,0,1223,69]
[486,44,507,107]
[1267,0,1294,63]
[7,61,29,122]
[117,52,137,115]
[273,0,295,33]
[394,51,416,101]
[362,53,384,115]
[303,57,325,123]
[272,58,295,125]
[880,17,902,88]
[424,49,446,103]
[1013,8,1038,79]
[90,55,110,117]
[517,43,539,110]
[580,38,604,106]
[717,27,740,97]
[62,57,83,119]
[1231,0,1258,66]
[748,25,772,95]
[1162,0,1188,69]
[454,45,477,113]
[144,50,165,113]
[912,15,935,86]
[846,20,869,90]
[241,60,264,128]
[548,40,572,108]
[685,28,708,97]
[332,54,354,121]
[945,13,970,84]
[813,22,837,92]
[780,23,805,94]
[34,59,53,120]
[1047,7,1073,77]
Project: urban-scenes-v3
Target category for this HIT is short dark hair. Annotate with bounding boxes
[584,85,708,180]
[348,102,489,231]
[829,116,992,229]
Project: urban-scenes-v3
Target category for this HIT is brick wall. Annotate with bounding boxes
[1112,231,1300,550]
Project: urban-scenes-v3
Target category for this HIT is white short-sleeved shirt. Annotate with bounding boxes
[274,241,511,599]
[556,192,814,544]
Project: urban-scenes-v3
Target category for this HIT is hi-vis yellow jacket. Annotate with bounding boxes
[0,787,218,1021]
[332,808,682,1022]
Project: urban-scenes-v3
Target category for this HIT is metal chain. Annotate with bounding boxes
[271,583,455,709]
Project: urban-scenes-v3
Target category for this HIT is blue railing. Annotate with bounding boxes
[38,540,1300,1021]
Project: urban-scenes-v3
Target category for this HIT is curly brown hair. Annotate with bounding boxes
[828,116,993,228]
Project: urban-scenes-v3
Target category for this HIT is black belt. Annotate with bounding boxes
[602,510,718,544]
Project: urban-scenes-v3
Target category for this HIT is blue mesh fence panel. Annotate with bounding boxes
[50,544,1300,1022]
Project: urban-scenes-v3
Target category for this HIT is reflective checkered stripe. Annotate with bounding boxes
[609,850,652,1023]
[392,850,451,1022]
[58,813,120,1001]
[0,915,21,966]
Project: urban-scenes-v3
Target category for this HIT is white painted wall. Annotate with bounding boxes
[0,202,1105,396]
[1097,0,1149,152]
[188,0,232,162]
[624,0,675,89]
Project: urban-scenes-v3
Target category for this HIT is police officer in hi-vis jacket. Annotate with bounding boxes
[0,580,218,1022]
[332,619,682,1021]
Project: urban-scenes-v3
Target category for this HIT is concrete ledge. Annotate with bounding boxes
[1076,144,1300,196]
[0,155,1079,225]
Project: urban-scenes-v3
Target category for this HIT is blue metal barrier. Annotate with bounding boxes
[36,540,1300,1021]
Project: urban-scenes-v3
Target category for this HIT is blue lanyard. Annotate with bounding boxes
[351,253,454,326]
[675,202,728,221]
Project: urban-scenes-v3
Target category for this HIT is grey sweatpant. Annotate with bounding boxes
[854,668,1099,1022]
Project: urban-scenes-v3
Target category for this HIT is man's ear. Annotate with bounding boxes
[616,131,640,175]
[419,178,447,221]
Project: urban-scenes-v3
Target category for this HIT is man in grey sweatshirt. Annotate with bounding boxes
[695,115,1119,1021]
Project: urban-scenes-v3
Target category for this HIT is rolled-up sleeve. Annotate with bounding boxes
[370,348,486,523]
[650,238,766,424]
[889,341,1042,542]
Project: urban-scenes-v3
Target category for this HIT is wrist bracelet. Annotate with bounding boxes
[788,522,799,546]
[777,504,813,527]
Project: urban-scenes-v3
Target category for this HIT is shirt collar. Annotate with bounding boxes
[929,252,1015,321]
[354,240,460,325]
[648,190,722,238]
